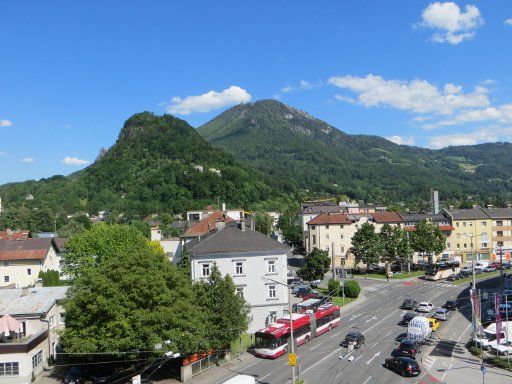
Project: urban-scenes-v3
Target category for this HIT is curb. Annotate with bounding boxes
[340,292,366,312]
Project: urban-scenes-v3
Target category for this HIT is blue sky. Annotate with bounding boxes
[1,1,512,184]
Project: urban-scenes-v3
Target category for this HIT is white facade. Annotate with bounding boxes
[191,250,289,333]
[160,238,183,263]
[0,247,59,288]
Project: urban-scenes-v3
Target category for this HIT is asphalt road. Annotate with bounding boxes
[210,277,473,384]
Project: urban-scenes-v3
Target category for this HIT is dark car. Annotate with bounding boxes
[63,367,84,384]
[400,299,418,310]
[301,292,321,300]
[401,312,416,325]
[384,357,421,377]
[396,339,422,358]
[340,332,365,348]
[295,286,313,297]
[447,274,459,281]
[443,300,457,310]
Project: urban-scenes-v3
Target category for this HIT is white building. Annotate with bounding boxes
[0,238,60,288]
[186,221,291,333]
[0,286,68,384]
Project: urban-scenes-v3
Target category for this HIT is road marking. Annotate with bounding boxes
[349,313,362,321]
[370,342,378,348]
[384,330,393,338]
[310,343,321,351]
[365,316,378,324]
[302,347,344,375]
[363,309,399,335]
[366,351,381,365]
[362,376,372,384]
[354,354,363,362]
[333,331,342,337]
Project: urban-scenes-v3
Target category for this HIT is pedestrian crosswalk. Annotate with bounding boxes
[421,281,457,288]
[363,283,387,293]
[422,355,436,369]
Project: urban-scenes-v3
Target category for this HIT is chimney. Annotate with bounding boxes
[215,220,225,231]
[240,219,246,232]
[21,287,30,297]
[222,203,226,212]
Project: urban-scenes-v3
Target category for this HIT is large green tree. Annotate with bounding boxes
[277,210,302,248]
[351,222,382,267]
[62,247,209,356]
[255,212,273,236]
[410,219,446,263]
[297,248,331,281]
[195,263,249,348]
[380,224,413,272]
[62,223,150,277]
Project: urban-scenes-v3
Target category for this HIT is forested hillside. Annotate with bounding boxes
[0,112,291,223]
[198,100,512,207]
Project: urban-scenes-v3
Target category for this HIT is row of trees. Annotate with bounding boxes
[352,220,446,269]
[61,223,249,358]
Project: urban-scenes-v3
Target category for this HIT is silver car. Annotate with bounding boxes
[433,308,450,321]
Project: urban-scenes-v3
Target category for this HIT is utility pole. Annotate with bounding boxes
[499,245,503,294]
[331,242,336,280]
[287,284,296,384]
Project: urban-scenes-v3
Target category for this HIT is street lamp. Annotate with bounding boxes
[261,276,296,384]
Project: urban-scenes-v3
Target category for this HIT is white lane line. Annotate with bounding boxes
[354,354,364,362]
[310,343,321,351]
[363,309,400,334]
[333,331,342,337]
[366,351,381,365]
[302,347,344,375]
[370,342,378,349]
[384,330,393,338]
[362,377,372,384]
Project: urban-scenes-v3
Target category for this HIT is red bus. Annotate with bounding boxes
[254,303,340,359]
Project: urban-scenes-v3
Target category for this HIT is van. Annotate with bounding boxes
[407,316,432,344]
[474,321,512,349]
[222,375,256,384]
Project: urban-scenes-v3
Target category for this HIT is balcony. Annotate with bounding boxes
[0,330,48,354]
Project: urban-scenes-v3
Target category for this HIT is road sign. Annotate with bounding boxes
[288,353,297,366]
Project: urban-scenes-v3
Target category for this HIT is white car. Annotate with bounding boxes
[417,302,434,313]
[489,340,512,355]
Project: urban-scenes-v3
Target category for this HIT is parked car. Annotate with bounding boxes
[309,279,322,288]
[489,262,501,269]
[489,340,512,355]
[400,299,418,310]
[417,302,434,313]
[396,339,422,358]
[443,300,457,310]
[301,291,321,300]
[433,308,451,321]
[63,367,84,384]
[384,357,421,377]
[340,332,365,348]
[292,284,309,294]
[295,287,316,298]
[447,274,459,281]
[401,312,416,326]
[460,266,471,273]
[483,266,496,272]
[428,318,440,332]
[503,262,512,270]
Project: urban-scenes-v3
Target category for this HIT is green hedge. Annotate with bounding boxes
[344,280,361,298]
[328,279,341,296]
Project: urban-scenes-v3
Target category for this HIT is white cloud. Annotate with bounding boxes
[63,156,90,166]
[281,80,314,93]
[21,157,34,163]
[386,135,415,146]
[428,126,512,148]
[412,116,431,122]
[424,103,512,129]
[328,74,489,115]
[505,18,512,26]
[417,2,483,44]
[166,86,251,115]
[0,119,13,127]
[334,94,357,104]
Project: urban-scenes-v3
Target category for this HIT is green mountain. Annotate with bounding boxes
[0,112,288,219]
[198,100,512,206]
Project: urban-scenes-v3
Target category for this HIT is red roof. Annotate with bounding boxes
[183,210,234,237]
[0,238,54,261]
[370,211,403,223]
[307,213,351,225]
[0,230,30,241]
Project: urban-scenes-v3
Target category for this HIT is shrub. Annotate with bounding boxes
[328,279,341,296]
[343,280,361,298]
[38,270,62,286]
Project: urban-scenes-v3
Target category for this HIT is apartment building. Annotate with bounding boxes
[481,207,512,263]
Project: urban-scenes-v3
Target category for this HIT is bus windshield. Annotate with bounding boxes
[255,334,280,349]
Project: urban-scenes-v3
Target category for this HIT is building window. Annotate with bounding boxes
[464,243,467,249]
[27,268,31,275]
[446,243,451,248]
[49,315,55,328]
[457,243,460,249]
[482,243,488,248]
[32,350,43,369]
[497,221,503,226]
[456,233,460,239]
[497,241,504,247]
[326,234,330,240]
[234,261,244,275]
[463,222,466,227]
[340,225,344,229]
[312,235,316,245]
[325,225,329,229]
[456,222,459,227]
[311,226,316,230]
[267,260,276,273]
[236,287,244,300]
[59,313,66,325]
[202,263,211,277]
[340,234,344,239]
[0,362,19,376]
[469,222,473,227]
[481,222,487,226]
[497,231,503,237]
[340,246,345,253]
[268,285,277,299]
[3,261,8,267]
[4,276,9,283]
[269,311,277,323]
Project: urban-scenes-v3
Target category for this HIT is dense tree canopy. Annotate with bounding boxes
[351,222,382,267]
[297,248,331,281]
[379,224,413,266]
[410,219,446,263]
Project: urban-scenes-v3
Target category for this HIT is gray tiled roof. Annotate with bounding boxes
[187,222,291,255]
[400,213,449,222]
[0,286,68,316]
[481,207,512,219]
[299,204,341,215]
[444,207,489,220]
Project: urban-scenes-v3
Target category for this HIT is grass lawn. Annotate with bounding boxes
[453,270,502,285]
[316,287,357,307]
[230,333,254,354]
[356,270,424,280]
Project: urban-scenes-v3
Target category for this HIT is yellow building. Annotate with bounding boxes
[481,206,512,264]
[444,207,493,263]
